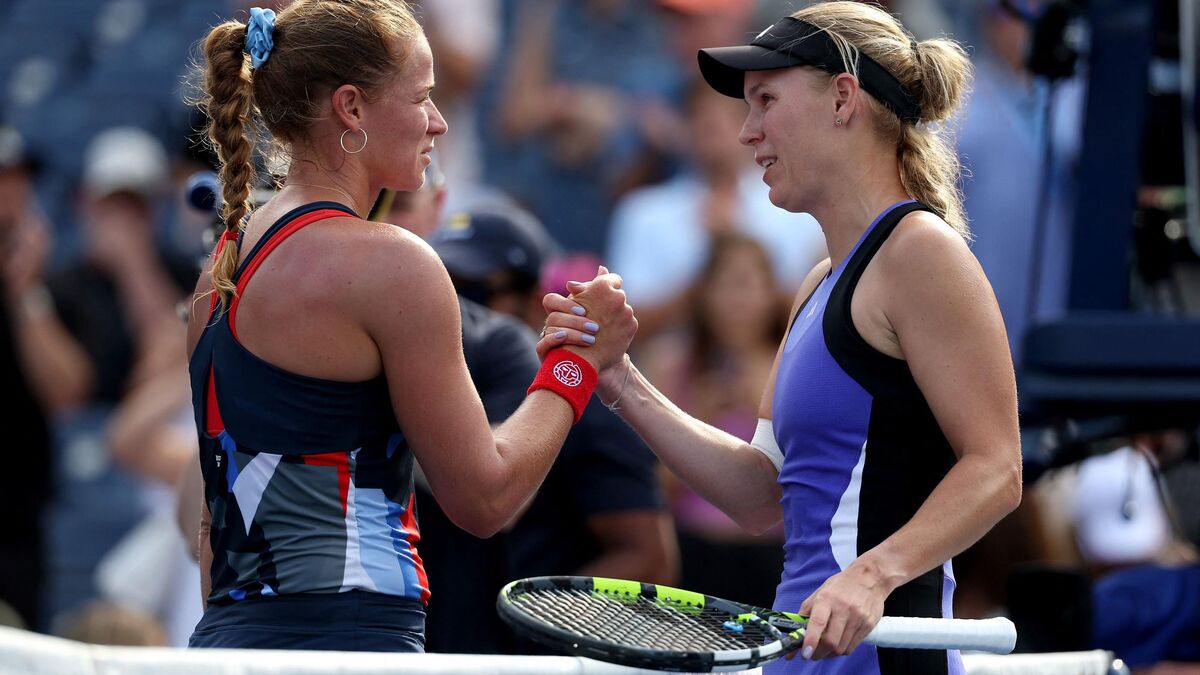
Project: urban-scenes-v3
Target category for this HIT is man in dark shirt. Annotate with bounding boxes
[0,125,53,629]
[38,127,199,628]
[48,127,199,406]
[378,175,678,654]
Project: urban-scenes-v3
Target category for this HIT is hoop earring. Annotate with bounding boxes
[834,118,843,127]
[340,128,368,154]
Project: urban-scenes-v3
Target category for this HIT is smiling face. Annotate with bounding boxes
[366,37,448,192]
[738,66,836,213]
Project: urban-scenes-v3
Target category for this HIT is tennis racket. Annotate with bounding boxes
[497,576,1016,672]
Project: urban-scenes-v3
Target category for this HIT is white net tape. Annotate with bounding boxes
[0,626,1121,675]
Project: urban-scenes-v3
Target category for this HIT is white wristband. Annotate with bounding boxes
[750,418,783,473]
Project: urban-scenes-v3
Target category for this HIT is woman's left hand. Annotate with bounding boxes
[793,559,894,661]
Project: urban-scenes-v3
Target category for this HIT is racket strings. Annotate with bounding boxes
[514,587,777,653]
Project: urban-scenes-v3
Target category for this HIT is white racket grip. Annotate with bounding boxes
[865,616,1017,654]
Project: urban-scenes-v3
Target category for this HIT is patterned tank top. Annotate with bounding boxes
[188,202,429,606]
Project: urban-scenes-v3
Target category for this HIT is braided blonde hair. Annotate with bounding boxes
[198,0,422,310]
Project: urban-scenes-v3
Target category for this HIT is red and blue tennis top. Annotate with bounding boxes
[188,202,430,607]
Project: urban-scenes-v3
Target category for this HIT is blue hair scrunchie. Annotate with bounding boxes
[245,7,276,70]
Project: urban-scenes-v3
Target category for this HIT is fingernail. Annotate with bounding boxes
[801,646,814,660]
[581,333,596,344]
[554,331,566,339]
[571,306,586,316]
[584,321,599,333]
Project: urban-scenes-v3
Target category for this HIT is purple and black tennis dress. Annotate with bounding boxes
[769,201,964,674]
[187,202,429,651]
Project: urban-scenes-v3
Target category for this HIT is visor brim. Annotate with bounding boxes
[698,45,801,99]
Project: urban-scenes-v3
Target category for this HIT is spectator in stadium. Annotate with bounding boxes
[485,0,681,253]
[50,127,198,408]
[950,0,1088,362]
[408,0,503,217]
[0,125,57,632]
[638,233,787,608]
[607,82,824,338]
[58,600,168,647]
[542,3,1022,672]
[187,0,635,652]
[37,126,198,633]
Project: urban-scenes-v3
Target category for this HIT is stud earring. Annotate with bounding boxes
[834,118,843,127]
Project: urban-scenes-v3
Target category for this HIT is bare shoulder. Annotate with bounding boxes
[326,218,460,331]
[321,218,448,291]
[876,211,987,300]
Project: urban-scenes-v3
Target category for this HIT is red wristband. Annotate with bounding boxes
[527,349,598,423]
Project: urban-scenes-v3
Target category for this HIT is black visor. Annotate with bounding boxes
[698,17,922,124]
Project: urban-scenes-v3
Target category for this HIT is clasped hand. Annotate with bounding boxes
[535,265,637,376]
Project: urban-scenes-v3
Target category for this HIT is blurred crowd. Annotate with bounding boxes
[0,0,1197,671]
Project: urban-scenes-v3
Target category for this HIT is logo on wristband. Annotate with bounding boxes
[553,361,584,387]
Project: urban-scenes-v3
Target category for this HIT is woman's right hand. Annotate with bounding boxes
[537,266,637,373]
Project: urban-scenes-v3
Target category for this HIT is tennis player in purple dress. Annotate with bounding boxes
[540,3,1022,673]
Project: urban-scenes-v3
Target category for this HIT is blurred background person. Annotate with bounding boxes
[956,1,1084,362]
[38,126,199,634]
[409,0,506,216]
[482,0,682,254]
[638,233,789,608]
[57,600,168,647]
[47,126,197,410]
[0,124,62,633]
[607,83,825,340]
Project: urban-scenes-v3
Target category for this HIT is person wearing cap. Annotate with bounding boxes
[374,181,677,653]
[428,207,677,579]
[48,126,200,407]
[32,125,201,641]
[540,3,1021,672]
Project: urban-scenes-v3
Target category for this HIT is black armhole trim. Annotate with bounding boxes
[824,202,931,399]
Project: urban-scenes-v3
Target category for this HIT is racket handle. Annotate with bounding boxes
[866,616,1017,654]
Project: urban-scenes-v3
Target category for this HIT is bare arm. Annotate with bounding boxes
[108,355,194,485]
[3,212,94,412]
[799,216,1022,660]
[571,359,781,534]
[198,497,212,610]
[495,0,557,139]
[176,453,203,561]
[8,287,96,412]
[183,258,217,605]
[360,234,635,538]
[537,261,833,535]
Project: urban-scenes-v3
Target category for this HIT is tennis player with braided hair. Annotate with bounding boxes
[185,0,635,651]
[543,2,1021,672]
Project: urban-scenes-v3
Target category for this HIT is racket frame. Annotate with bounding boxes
[497,576,806,672]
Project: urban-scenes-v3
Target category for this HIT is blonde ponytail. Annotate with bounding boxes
[792,2,973,237]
